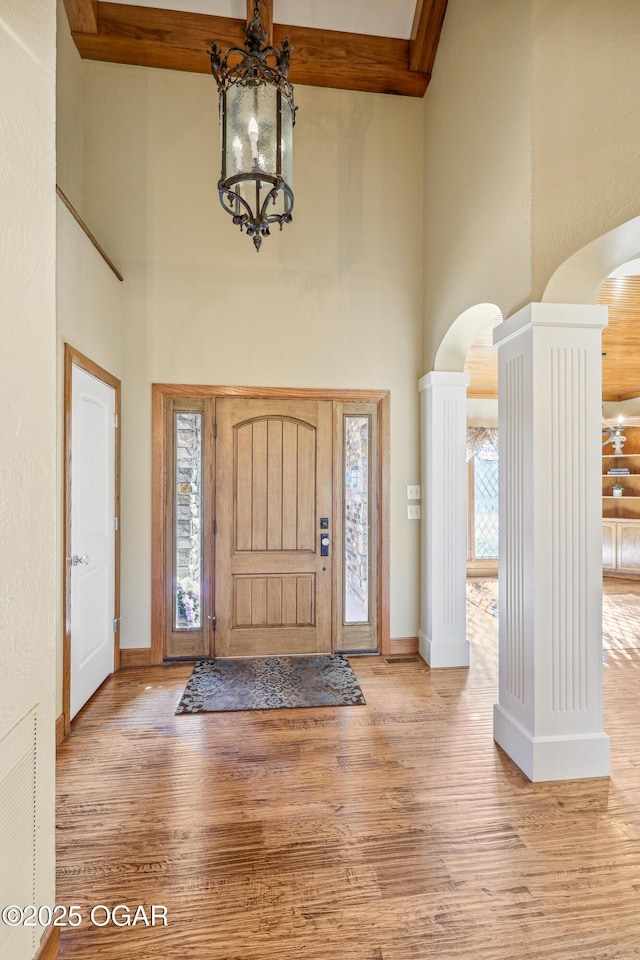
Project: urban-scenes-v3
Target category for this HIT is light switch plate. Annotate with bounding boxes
[407,505,421,520]
[407,485,421,500]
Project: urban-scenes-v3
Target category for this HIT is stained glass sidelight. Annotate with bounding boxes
[344,416,370,624]
[174,412,202,630]
[474,457,499,559]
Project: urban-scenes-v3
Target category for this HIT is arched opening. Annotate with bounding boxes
[433,301,504,573]
[426,303,503,662]
[544,219,640,609]
[434,302,503,372]
[543,214,640,305]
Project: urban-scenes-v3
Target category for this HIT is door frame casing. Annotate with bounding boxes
[151,384,391,664]
[63,344,121,736]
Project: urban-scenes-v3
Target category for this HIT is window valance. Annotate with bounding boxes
[466,427,498,462]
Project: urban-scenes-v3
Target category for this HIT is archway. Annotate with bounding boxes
[419,303,503,669]
[543,214,640,305]
[434,302,503,372]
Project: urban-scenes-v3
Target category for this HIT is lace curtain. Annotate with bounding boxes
[466,427,498,462]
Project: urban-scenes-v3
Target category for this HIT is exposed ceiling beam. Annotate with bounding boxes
[247,0,273,44]
[410,0,448,75]
[68,2,430,98]
[63,0,98,34]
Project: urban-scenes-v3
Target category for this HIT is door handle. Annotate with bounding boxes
[70,555,90,566]
[320,535,330,557]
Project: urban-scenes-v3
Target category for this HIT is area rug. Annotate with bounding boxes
[175,654,366,714]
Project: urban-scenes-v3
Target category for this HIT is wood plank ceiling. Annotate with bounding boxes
[62,0,449,97]
[464,276,640,402]
[599,277,640,401]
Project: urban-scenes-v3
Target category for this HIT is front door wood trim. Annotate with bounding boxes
[63,344,121,736]
[151,384,391,663]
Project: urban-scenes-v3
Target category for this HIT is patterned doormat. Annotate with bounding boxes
[175,654,366,714]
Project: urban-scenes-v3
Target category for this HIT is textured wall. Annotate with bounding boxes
[55,202,124,713]
[423,0,640,371]
[56,0,84,211]
[56,3,125,715]
[422,0,533,369]
[532,0,640,299]
[0,0,57,949]
[81,64,425,647]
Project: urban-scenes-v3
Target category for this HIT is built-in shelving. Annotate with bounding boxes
[603,425,640,577]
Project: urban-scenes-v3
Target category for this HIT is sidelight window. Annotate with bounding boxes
[174,411,202,630]
[467,427,499,565]
[344,415,370,624]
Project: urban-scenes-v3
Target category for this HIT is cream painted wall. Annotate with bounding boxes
[467,399,498,428]
[55,202,124,713]
[80,63,424,648]
[422,0,533,369]
[56,0,84,211]
[423,0,640,367]
[56,205,124,378]
[532,0,640,299]
[56,1,125,715]
[0,0,57,950]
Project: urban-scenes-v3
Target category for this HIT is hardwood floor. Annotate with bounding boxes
[603,575,640,595]
[56,588,640,959]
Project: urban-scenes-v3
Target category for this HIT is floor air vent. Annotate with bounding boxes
[0,708,37,960]
[384,656,420,664]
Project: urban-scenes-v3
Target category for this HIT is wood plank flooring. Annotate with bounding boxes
[56,585,640,959]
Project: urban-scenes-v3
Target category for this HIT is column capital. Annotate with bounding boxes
[494,302,608,348]
[418,371,471,392]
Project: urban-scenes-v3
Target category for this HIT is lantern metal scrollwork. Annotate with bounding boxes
[209,2,296,252]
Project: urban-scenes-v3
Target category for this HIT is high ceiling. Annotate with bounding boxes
[62,0,448,97]
[464,275,640,402]
[113,1,418,40]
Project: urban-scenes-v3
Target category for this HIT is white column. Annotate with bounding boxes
[493,302,609,782]
[418,371,470,667]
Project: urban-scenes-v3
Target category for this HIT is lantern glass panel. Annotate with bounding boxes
[226,83,278,177]
[280,95,294,188]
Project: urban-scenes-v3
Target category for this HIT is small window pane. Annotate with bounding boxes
[344,416,370,624]
[474,458,499,559]
[174,412,202,630]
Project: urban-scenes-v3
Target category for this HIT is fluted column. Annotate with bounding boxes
[493,302,609,781]
[418,372,470,667]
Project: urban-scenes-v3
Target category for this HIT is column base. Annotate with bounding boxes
[493,704,610,782]
[419,630,470,668]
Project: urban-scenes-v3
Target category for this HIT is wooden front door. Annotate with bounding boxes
[215,398,333,657]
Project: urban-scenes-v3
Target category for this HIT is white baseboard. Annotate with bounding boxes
[418,630,470,668]
[493,704,610,782]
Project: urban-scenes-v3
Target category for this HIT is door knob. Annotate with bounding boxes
[70,555,90,566]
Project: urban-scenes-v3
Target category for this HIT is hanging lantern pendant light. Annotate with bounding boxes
[209,2,296,252]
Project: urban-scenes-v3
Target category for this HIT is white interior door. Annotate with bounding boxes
[70,365,116,719]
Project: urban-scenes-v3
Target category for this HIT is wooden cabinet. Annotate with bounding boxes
[617,521,640,572]
[603,519,640,577]
[602,520,617,571]
[603,426,640,576]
